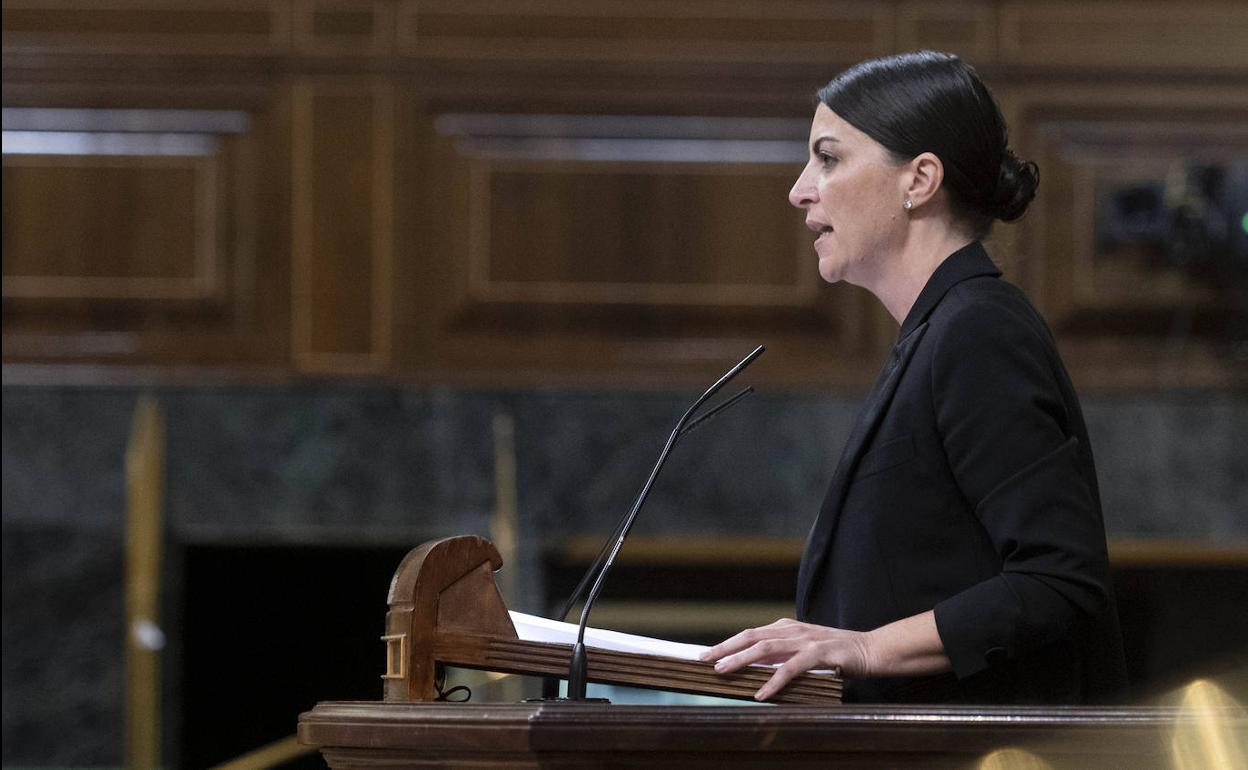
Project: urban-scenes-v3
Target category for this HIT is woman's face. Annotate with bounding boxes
[789,104,908,286]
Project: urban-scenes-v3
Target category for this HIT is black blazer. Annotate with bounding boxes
[796,242,1128,704]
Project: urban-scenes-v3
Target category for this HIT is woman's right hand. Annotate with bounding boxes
[697,618,871,700]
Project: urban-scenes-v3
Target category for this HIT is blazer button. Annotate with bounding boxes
[985,646,1008,665]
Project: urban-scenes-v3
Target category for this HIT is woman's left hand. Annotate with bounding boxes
[697,618,873,701]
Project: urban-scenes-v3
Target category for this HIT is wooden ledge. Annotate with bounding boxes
[299,701,1246,768]
[555,535,1248,567]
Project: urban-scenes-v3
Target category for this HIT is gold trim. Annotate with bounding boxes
[1109,540,1248,567]
[369,76,394,371]
[124,396,164,770]
[209,735,315,770]
[557,535,1248,568]
[490,412,518,604]
[290,79,314,367]
[381,633,407,680]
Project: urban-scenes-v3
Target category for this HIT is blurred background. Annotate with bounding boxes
[3,1,1246,768]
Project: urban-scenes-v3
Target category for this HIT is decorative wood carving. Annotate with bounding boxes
[383,535,515,701]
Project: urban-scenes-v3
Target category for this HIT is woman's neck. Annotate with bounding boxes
[863,226,975,326]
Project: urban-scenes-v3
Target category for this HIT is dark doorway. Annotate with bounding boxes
[177,543,412,770]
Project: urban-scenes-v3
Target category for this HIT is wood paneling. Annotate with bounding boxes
[393,112,884,386]
[397,1,888,64]
[1009,84,1248,387]
[291,79,392,374]
[898,2,996,63]
[1000,2,1248,71]
[2,109,239,304]
[2,91,291,370]
[293,1,395,56]
[1,1,289,56]
[477,166,807,303]
[3,0,1246,387]
[4,159,213,299]
[4,1,1246,74]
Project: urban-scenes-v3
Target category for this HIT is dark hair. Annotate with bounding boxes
[817,51,1038,238]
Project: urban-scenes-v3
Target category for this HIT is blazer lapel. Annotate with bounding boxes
[796,322,929,620]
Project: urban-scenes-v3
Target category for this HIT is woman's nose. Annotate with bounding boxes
[789,165,816,209]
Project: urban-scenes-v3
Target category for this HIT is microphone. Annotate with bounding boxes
[536,382,758,699]
[563,345,765,701]
[550,386,755,623]
[537,385,756,701]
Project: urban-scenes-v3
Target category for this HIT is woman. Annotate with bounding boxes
[700,51,1128,704]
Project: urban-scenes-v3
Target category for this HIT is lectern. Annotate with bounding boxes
[377,535,841,704]
[298,536,1240,768]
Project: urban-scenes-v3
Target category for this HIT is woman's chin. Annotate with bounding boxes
[817,255,844,285]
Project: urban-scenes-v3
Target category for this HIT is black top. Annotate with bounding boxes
[796,241,1128,704]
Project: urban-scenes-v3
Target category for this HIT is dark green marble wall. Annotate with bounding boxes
[3,385,1246,766]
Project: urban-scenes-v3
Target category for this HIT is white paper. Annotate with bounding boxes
[509,610,708,660]
[509,611,837,674]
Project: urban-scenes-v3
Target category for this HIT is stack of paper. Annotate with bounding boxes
[510,611,837,676]
[509,611,708,660]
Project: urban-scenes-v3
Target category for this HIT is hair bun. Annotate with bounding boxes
[992,150,1039,222]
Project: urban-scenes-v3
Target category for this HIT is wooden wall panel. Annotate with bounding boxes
[1010,85,1248,388]
[3,0,1246,387]
[479,168,800,301]
[397,0,889,64]
[1,93,291,373]
[3,159,211,300]
[2,109,239,305]
[291,80,392,374]
[293,1,395,56]
[392,112,886,387]
[1,1,290,56]
[897,2,996,62]
[1000,2,1248,71]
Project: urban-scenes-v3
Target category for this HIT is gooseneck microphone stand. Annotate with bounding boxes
[535,376,759,699]
[561,345,765,701]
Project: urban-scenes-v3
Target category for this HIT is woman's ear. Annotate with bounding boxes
[903,152,944,209]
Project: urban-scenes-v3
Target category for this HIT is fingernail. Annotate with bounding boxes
[714,662,725,672]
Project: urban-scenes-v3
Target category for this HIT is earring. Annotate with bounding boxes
[903,199,913,210]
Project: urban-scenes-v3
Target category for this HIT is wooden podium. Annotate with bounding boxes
[298,536,1244,768]
[376,535,840,704]
[299,701,1214,769]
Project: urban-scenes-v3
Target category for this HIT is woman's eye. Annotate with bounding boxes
[818,152,838,167]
